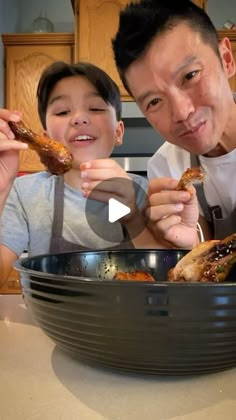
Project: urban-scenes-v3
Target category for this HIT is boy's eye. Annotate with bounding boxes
[55,110,70,116]
[90,107,106,112]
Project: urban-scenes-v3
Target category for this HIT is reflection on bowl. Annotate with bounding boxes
[15,249,236,375]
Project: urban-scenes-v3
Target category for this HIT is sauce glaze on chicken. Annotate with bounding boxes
[168,233,236,282]
[113,270,155,282]
[176,166,204,194]
[9,121,73,175]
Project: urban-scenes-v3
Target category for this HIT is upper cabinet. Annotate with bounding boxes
[74,0,130,99]
[2,33,74,172]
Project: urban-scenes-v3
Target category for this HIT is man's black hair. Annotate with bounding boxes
[112,0,220,95]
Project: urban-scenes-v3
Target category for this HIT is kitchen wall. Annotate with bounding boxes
[208,0,236,28]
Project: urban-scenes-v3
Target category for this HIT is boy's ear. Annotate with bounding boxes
[219,37,236,79]
[115,120,124,146]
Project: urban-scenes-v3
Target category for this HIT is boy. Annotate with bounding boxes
[0,61,161,284]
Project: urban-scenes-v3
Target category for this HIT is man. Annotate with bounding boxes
[112,0,236,247]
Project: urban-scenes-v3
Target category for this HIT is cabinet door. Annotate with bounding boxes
[0,268,21,295]
[4,38,73,172]
[191,0,207,9]
[75,0,130,99]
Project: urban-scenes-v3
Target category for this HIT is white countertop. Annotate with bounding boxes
[1,294,236,420]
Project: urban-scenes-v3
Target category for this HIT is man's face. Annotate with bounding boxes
[125,23,236,155]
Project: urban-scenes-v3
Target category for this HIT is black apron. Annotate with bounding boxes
[49,176,133,254]
[190,154,236,239]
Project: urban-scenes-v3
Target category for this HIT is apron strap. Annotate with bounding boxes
[49,176,134,251]
[50,175,64,239]
[190,154,213,222]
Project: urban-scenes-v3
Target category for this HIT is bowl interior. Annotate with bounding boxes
[18,249,188,281]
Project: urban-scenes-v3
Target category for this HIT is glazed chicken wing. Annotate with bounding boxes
[176,166,204,194]
[113,270,155,282]
[9,121,73,175]
[168,233,236,282]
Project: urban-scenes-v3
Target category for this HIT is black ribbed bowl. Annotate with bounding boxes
[15,249,236,375]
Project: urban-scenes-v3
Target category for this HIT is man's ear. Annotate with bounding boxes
[219,37,236,79]
[115,120,124,146]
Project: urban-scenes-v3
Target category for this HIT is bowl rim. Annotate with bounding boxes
[14,248,236,286]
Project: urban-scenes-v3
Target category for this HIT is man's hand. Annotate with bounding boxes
[146,177,199,249]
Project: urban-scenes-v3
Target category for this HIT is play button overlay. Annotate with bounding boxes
[108,198,131,223]
[85,177,149,245]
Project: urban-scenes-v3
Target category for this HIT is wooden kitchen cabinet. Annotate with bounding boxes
[71,0,207,11]
[74,0,130,99]
[192,0,207,9]
[2,33,74,172]
[0,269,21,295]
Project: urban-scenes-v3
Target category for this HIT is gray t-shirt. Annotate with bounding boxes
[1,171,148,257]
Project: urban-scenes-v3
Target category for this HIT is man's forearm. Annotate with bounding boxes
[132,226,165,248]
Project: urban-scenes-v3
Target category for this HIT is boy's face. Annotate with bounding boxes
[45,75,123,167]
[125,22,236,156]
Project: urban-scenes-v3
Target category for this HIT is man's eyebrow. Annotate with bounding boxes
[136,56,198,105]
[172,55,198,77]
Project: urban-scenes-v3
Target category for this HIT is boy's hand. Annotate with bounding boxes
[146,177,199,249]
[80,158,138,222]
[0,109,27,202]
